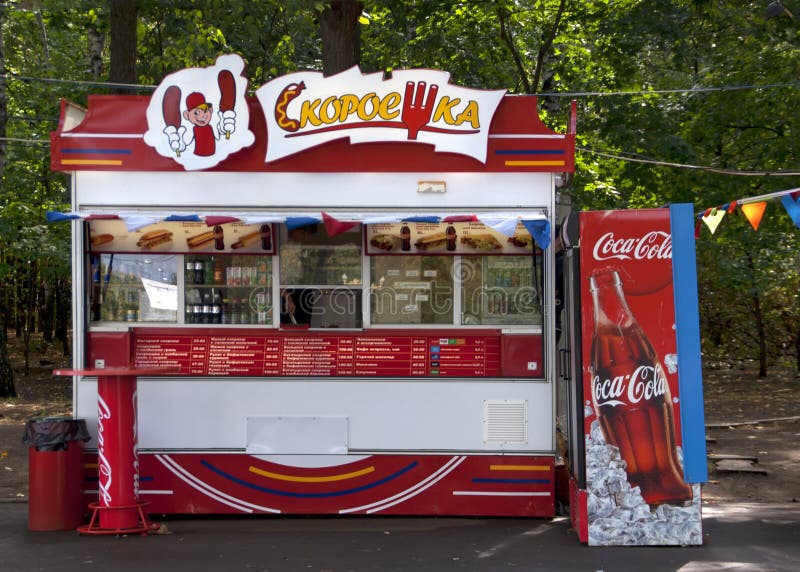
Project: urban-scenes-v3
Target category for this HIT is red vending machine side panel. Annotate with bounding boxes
[578,208,702,546]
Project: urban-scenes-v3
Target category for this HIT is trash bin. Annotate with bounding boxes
[23,418,91,531]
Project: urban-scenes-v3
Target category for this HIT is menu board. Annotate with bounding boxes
[133,332,504,378]
[88,219,275,255]
[365,221,536,255]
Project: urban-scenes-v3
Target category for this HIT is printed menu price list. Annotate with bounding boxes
[428,337,501,377]
[353,337,428,377]
[134,333,502,377]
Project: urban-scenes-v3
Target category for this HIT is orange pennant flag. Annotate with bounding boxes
[741,202,767,231]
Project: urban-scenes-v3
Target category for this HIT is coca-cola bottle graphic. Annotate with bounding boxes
[589,268,692,506]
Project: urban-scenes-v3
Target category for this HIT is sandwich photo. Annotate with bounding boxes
[136,229,173,249]
[507,235,533,248]
[413,233,447,251]
[369,234,399,251]
[186,229,215,249]
[90,233,114,247]
[460,233,503,251]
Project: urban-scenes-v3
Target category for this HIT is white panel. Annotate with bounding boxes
[246,416,348,454]
[75,171,552,210]
[134,378,553,453]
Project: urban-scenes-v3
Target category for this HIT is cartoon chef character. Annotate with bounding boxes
[163,91,237,157]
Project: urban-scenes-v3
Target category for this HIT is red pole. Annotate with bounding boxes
[96,373,140,530]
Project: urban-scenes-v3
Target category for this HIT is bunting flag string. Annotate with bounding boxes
[45,209,554,248]
[696,187,800,236]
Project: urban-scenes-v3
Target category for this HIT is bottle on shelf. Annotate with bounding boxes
[214,257,225,285]
[185,257,195,285]
[212,289,222,324]
[240,297,251,324]
[194,258,205,285]
[205,256,215,285]
[230,298,241,324]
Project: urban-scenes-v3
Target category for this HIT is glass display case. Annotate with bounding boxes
[89,253,179,323]
[184,254,272,325]
[460,255,542,326]
[370,256,454,325]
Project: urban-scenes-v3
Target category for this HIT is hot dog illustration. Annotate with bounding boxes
[217,70,236,139]
[274,82,305,132]
[162,85,185,156]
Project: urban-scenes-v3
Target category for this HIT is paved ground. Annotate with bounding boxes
[1,501,798,571]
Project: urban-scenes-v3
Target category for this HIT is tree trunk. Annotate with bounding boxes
[0,3,12,398]
[55,278,71,358]
[41,280,54,344]
[319,0,363,76]
[795,326,800,374]
[751,292,767,378]
[110,0,138,92]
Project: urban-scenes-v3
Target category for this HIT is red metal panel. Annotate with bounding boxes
[80,453,555,517]
[87,331,133,368]
[52,95,573,174]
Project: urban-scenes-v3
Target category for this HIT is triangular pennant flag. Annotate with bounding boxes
[521,219,551,249]
[694,218,703,239]
[205,216,241,226]
[781,194,800,228]
[401,216,440,223]
[240,215,283,225]
[46,211,82,223]
[727,200,738,214]
[740,202,767,231]
[84,214,120,221]
[481,216,519,237]
[322,212,358,238]
[701,208,726,234]
[120,215,159,232]
[442,214,478,223]
[285,216,321,231]
[164,214,202,222]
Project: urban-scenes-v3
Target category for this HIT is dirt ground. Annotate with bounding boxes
[1,334,798,506]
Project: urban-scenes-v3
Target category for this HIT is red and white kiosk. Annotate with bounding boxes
[50,55,575,521]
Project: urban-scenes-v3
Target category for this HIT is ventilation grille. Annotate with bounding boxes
[484,400,528,444]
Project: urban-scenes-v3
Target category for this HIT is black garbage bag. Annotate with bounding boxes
[22,418,91,452]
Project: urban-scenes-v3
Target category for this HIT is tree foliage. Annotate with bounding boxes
[0,0,797,397]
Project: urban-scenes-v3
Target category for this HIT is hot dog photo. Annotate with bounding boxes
[365,222,535,255]
[86,219,273,254]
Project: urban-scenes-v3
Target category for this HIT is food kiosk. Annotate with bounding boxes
[49,55,574,517]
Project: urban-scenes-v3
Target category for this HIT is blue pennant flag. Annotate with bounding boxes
[285,216,322,231]
[781,195,800,228]
[46,211,82,223]
[164,214,202,222]
[401,216,440,223]
[521,219,551,249]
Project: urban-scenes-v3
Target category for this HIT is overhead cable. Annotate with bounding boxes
[578,147,800,177]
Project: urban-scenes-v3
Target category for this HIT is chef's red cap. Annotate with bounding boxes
[186,92,210,110]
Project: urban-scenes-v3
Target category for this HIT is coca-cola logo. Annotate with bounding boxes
[593,365,667,408]
[97,396,113,506]
[592,231,672,262]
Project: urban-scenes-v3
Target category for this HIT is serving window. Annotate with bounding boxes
[85,218,545,332]
[369,256,454,325]
[278,224,363,328]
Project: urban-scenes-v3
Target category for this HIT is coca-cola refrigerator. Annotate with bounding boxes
[561,204,707,546]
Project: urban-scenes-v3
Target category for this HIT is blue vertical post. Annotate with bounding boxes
[669,203,708,483]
